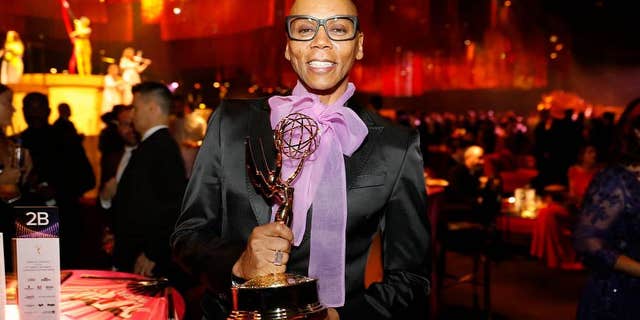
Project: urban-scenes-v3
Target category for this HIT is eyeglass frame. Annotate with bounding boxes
[285,15,360,41]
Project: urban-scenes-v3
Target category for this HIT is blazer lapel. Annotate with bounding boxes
[246,100,276,225]
[346,105,384,188]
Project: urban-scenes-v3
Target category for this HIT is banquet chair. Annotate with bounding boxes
[435,177,502,319]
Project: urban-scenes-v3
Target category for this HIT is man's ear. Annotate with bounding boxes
[356,32,364,60]
[285,42,291,61]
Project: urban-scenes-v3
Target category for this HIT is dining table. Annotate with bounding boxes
[4,269,185,320]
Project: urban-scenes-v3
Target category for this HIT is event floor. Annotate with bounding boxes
[439,242,587,320]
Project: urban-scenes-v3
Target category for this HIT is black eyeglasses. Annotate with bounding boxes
[286,15,359,41]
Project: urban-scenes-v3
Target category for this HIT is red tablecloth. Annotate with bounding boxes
[4,269,185,320]
[496,214,536,234]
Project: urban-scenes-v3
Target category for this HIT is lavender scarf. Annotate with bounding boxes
[268,81,368,307]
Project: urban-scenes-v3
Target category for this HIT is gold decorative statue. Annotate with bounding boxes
[71,16,92,75]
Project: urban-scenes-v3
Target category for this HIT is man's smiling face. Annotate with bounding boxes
[285,0,364,96]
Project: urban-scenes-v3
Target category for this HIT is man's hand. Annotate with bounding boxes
[134,252,156,277]
[232,222,293,279]
[325,308,339,320]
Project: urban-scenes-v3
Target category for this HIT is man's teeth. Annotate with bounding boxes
[308,61,334,67]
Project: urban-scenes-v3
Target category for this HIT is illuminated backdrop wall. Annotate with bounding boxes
[0,0,560,97]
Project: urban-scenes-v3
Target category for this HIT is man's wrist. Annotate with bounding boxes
[231,273,246,287]
[231,252,246,279]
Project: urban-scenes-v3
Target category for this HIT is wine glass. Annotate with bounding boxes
[11,144,25,172]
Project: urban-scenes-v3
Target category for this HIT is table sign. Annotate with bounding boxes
[1,233,5,320]
[14,207,61,320]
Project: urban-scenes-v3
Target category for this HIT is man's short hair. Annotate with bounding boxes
[132,81,173,115]
[58,102,71,116]
[112,104,132,117]
[23,92,50,116]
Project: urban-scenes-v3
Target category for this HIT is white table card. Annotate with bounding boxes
[14,207,60,320]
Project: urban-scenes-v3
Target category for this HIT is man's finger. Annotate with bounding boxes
[267,250,290,266]
[259,222,294,242]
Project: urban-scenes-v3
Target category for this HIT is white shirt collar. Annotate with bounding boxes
[141,125,168,142]
[124,145,137,152]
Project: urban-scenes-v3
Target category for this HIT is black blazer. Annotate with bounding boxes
[113,128,186,275]
[171,99,430,319]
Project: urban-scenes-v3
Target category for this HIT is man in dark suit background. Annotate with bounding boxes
[171,0,430,319]
[112,82,186,278]
[20,92,95,267]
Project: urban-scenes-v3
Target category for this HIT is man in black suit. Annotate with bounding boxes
[171,0,430,319]
[112,82,186,278]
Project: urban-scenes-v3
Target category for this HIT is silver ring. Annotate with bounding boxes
[274,250,283,266]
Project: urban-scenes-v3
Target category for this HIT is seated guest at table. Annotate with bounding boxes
[530,186,581,269]
[445,145,486,209]
[574,97,640,320]
[568,144,602,208]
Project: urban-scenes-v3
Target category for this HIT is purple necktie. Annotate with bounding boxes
[268,81,368,307]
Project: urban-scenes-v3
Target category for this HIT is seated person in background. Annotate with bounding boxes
[445,145,486,210]
[530,186,581,269]
[444,145,502,225]
[568,144,602,208]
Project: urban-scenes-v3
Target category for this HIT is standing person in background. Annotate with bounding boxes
[98,105,136,200]
[70,16,92,76]
[567,144,602,208]
[0,84,34,272]
[101,64,125,116]
[168,95,207,179]
[98,105,137,265]
[20,92,95,267]
[1,30,24,85]
[112,82,185,280]
[53,103,81,143]
[119,47,151,105]
[574,97,640,320]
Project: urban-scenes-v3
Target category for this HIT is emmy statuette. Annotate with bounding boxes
[228,113,327,320]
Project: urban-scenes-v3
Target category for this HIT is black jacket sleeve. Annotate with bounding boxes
[171,103,245,292]
[338,131,431,319]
